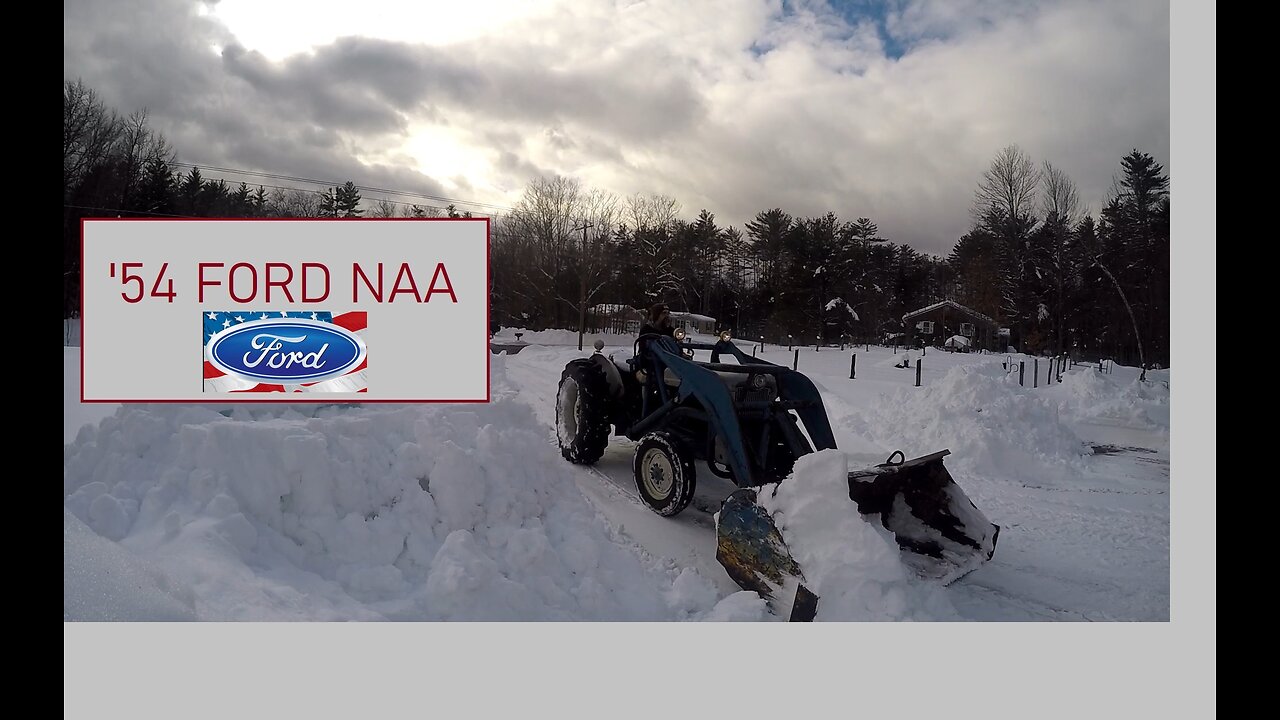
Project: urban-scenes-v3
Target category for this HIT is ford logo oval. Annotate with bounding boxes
[206,318,366,384]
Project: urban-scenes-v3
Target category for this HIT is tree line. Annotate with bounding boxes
[63,79,1169,366]
[491,145,1169,366]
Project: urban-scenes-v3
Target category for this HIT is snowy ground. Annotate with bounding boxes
[64,336,1169,621]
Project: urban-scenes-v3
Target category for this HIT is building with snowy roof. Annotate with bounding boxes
[668,311,717,335]
[902,300,998,351]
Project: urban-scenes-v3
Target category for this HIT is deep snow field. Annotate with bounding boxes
[64,334,1170,621]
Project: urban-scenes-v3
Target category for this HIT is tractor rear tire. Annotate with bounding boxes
[633,432,696,517]
[556,360,611,465]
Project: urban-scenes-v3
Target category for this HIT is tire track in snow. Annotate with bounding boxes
[499,348,743,596]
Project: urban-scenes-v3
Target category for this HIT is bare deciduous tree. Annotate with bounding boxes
[624,192,680,233]
[507,176,584,328]
[267,188,325,217]
[64,79,121,196]
[973,144,1041,223]
[1041,160,1080,224]
[370,198,398,218]
[114,109,173,211]
[624,193,683,304]
[569,188,622,348]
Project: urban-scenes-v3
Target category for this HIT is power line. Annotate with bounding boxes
[170,161,514,214]
[163,173,475,217]
[172,165,502,217]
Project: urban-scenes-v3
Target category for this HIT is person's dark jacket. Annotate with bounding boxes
[636,323,676,375]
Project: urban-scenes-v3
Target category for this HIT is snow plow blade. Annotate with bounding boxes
[715,489,819,622]
[848,450,999,583]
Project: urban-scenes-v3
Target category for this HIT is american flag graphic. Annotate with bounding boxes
[202,310,368,393]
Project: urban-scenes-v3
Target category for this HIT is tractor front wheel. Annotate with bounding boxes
[633,432,696,517]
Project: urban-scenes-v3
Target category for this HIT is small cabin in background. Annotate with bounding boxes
[669,311,717,335]
[902,300,997,351]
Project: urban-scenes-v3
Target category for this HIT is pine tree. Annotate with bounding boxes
[1093,150,1170,367]
[949,228,1003,321]
[320,187,338,217]
[136,156,175,216]
[743,208,793,291]
[252,185,267,216]
[203,179,231,216]
[849,217,883,244]
[335,181,363,217]
[234,182,252,217]
[687,209,724,315]
[1069,215,1102,357]
[178,166,204,216]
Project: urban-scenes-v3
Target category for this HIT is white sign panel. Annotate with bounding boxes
[81,219,490,402]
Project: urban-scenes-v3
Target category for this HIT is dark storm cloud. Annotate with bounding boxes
[219,36,706,143]
[66,0,705,212]
[64,0,461,204]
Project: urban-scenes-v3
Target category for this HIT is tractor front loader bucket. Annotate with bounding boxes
[715,450,998,621]
[848,450,999,583]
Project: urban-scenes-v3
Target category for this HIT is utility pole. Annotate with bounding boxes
[573,220,594,351]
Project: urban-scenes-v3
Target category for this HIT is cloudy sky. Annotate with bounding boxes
[64,0,1170,254]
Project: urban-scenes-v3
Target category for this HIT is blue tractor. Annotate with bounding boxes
[555,330,998,620]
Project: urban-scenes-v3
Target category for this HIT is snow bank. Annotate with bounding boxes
[1053,369,1170,430]
[876,349,923,369]
[65,347,119,443]
[64,317,82,346]
[64,509,197,620]
[758,451,958,621]
[63,360,740,620]
[852,363,1090,481]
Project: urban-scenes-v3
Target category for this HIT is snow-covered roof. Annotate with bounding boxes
[901,300,995,325]
[589,303,642,316]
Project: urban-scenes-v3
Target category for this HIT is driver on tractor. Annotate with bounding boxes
[638,302,675,339]
[635,303,677,396]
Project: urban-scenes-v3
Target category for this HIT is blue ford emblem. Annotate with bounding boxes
[206,318,366,383]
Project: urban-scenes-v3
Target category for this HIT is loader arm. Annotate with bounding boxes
[648,342,758,486]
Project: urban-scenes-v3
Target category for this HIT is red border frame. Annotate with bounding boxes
[79,217,491,404]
